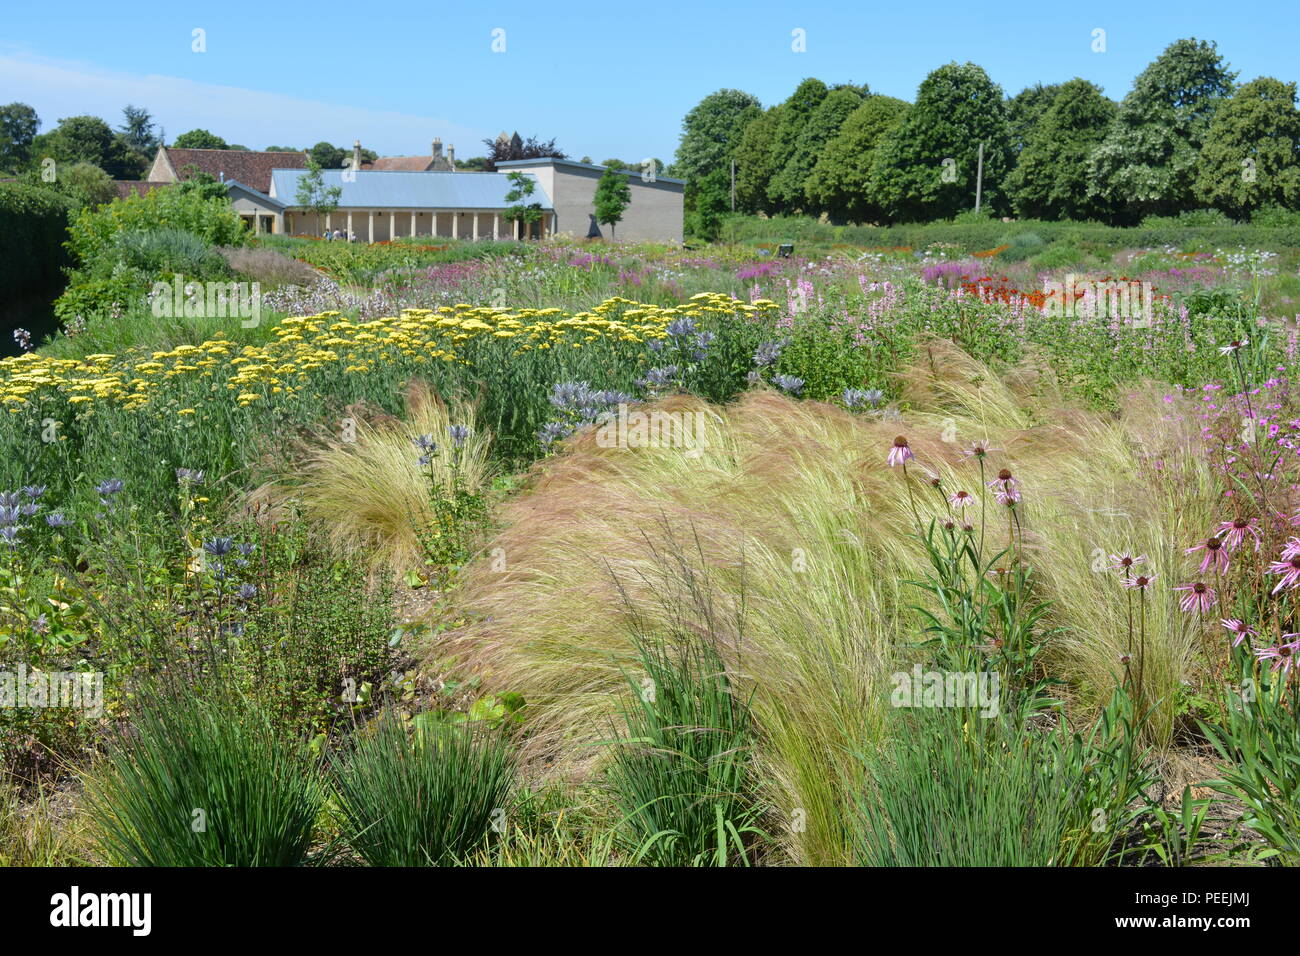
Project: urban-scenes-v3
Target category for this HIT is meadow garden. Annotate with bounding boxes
[3,178,1300,867]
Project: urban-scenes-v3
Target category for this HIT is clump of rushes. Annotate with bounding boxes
[86,685,323,867]
[607,637,763,866]
[332,713,515,867]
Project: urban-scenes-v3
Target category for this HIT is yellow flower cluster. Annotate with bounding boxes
[0,294,779,417]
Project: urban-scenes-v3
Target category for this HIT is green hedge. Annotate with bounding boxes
[719,214,1300,253]
[0,182,75,297]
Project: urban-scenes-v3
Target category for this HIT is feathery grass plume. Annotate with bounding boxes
[445,343,1214,863]
[85,685,323,867]
[606,631,762,866]
[257,380,493,574]
[896,340,1216,748]
[332,713,515,867]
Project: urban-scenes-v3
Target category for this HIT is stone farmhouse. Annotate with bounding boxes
[140,139,684,243]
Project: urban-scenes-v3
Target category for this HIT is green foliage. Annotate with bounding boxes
[87,685,324,866]
[1088,38,1237,221]
[503,171,543,234]
[332,715,515,866]
[766,79,829,212]
[676,89,760,238]
[854,693,1152,866]
[732,106,782,215]
[1202,688,1300,863]
[805,95,909,222]
[608,637,762,866]
[308,141,346,169]
[674,88,761,185]
[56,185,246,322]
[30,115,142,180]
[1005,82,1063,155]
[55,162,118,208]
[775,86,864,216]
[1194,77,1300,218]
[0,181,74,296]
[1008,79,1116,221]
[0,102,40,173]
[593,167,632,238]
[870,62,1014,221]
[294,157,343,225]
[172,128,229,150]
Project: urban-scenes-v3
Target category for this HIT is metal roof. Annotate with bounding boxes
[268,169,552,209]
[225,179,286,209]
[497,157,686,186]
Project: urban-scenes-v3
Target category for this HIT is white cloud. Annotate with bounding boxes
[0,50,488,156]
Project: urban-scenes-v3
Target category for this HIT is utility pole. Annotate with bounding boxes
[974,142,984,213]
[730,159,736,212]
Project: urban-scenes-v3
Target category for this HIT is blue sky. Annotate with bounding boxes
[2,0,1297,165]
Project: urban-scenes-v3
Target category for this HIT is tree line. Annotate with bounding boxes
[670,38,1300,235]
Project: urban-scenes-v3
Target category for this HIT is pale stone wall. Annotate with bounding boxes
[544,165,684,243]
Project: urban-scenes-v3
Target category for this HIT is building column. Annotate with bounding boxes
[472,212,479,241]
[368,211,374,244]
[452,212,459,240]
[325,213,332,234]
[347,211,353,240]
[410,210,417,238]
[492,215,499,240]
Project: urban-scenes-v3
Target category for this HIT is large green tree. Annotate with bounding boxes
[674,88,761,237]
[309,141,347,168]
[1194,77,1300,218]
[805,95,909,222]
[775,85,866,216]
[732,105,783,215]
[30,115,140,179]
[1007,79,1116,220]
[1087,38,1236,221]
[118,105,159,159]
[0,102,40,173]
[173,128,230,150]
[1005,83,1062,155]
[765,79,829,212]
[674,88,761,184]
[869,62,1013,222]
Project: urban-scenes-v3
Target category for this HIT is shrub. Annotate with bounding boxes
[0,182,75,296]
[115,227,229,279]
[1029,242,1090,270]
[997,230,1046,262]
[607,636,762,866]
[56,185,246,321]
[332,714,515,866]
[86,686,323,866]
[218,245,320,287]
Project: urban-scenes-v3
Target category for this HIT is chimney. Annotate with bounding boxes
[447,144,455,169]
[352,139,362,171]
[432,137,443,158]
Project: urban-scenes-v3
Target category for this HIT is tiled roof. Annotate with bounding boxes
[366,155,456,172]
[269,169,551,210]
[368,156,434,171]
[164,147,308,193]
[114,181,169,199]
